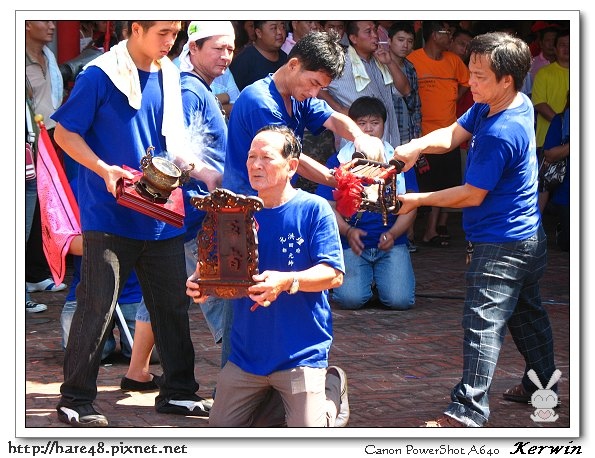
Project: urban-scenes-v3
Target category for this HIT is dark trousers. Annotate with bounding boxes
[59,231,200,409]
[446,225,556,426]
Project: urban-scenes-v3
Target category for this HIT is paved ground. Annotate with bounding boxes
[23,210,572,433]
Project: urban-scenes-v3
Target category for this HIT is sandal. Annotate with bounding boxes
[421,414,465,427]
[502,383,532,403]
[120,373,161,392]
[419,236,449,248]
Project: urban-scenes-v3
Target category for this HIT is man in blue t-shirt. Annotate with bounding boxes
[51,21,212,427]
[542,104,570,251]
[178,21,236,367]
[394,32,558,428]
[222,30,387,197]
[316,96,417,311]
[188,126,349,427]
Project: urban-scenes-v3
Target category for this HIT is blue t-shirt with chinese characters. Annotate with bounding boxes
[229,190,345,376]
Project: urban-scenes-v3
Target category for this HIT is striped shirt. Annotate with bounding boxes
[324,47,401,148]
[391,58,422,144]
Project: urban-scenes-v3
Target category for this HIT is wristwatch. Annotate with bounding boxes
[288,277,299,295]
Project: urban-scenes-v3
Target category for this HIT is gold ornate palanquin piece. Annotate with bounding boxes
[190,188,264,299]
[332,152,404,226]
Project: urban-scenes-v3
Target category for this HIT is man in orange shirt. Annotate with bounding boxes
[407,20,469,247]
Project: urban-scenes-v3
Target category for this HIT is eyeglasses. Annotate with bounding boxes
[436,30,452,36]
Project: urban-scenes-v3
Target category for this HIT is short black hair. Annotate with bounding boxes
[387,21,415,39]
[348,96,387,123]
[554,28,570,47]
[468,32,531,91]
[422,20,449,42]
[452,26,474,41]
[288,31,345,79]
[344,20,360,42]
[127,21,155,35]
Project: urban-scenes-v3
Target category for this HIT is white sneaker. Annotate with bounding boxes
[26,300,48,313]
[57,405,108,427]
[26,278,67,293]
[327,366,349,427]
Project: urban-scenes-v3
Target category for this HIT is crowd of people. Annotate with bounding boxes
[24,18,570,428]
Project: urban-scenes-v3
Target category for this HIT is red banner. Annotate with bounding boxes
[36,121,81,285]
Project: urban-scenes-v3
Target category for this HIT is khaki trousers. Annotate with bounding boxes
[209,362,341,427]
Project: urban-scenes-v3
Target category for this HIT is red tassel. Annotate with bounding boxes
[332,167,364,218]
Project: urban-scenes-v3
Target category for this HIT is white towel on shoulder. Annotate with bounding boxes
[84,40,187,156]
[43,45,64,110]
[347,45,393,92]
[85,40,142,108]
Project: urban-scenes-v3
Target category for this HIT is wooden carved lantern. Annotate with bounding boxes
[332,152,405,226]
[190,188,264,299]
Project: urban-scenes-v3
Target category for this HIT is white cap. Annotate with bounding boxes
[179,21,235,72]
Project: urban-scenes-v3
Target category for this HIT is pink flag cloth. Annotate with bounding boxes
[36,121,81,285]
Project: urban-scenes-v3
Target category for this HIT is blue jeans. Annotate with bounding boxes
[445,225,556,427]
[61,299,143,360]
[59,231,200,410]
[184,237,232,368]
[331,244,415,310]
[25,179,37,303]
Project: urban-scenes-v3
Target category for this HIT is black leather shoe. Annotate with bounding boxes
[120,374,160,392]
[57,404,108,427]
[155,397,211,417]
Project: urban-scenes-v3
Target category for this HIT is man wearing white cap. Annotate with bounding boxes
[178,21,235,369]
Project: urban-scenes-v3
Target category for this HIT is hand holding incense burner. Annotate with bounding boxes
[136,146,195,202]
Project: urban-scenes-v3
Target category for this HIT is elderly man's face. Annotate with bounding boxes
[190,34,235,83]
[246,130,295,192]
[26,21,56,45]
